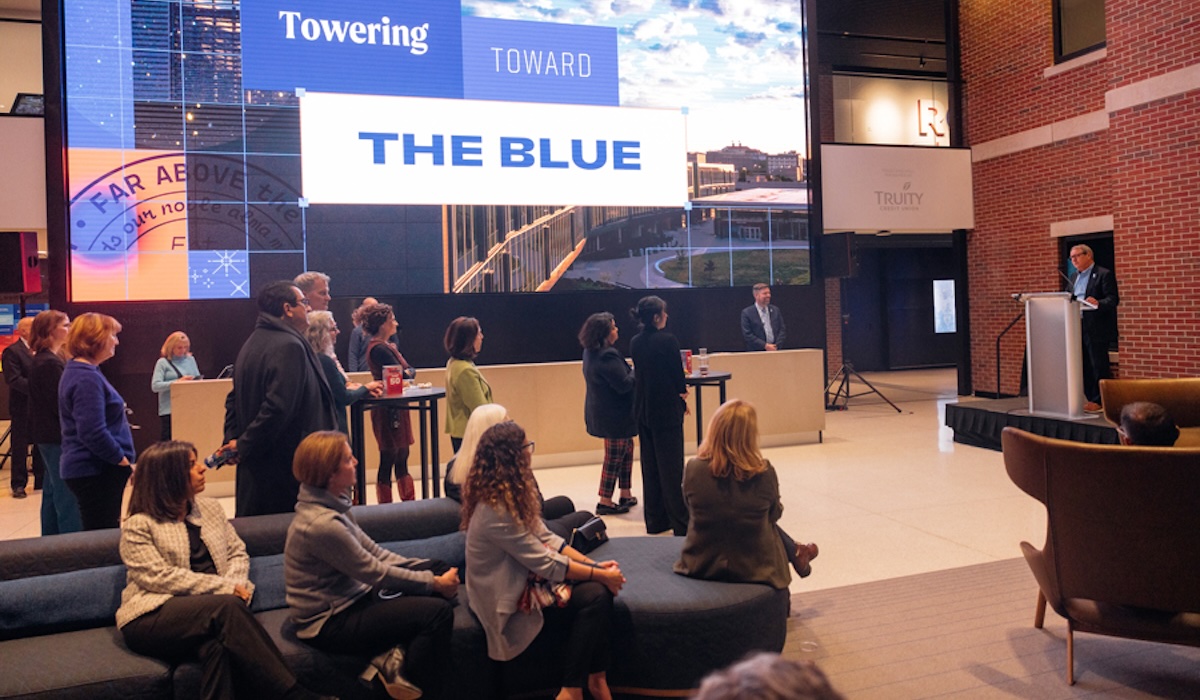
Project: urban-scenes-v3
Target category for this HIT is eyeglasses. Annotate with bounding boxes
[289,297,311,308]
[523,441,536,454]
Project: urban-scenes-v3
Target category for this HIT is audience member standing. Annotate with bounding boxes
[363,303,416,502]
[675,399,819,588]
[444,316,492,453]
[579,312,638,515]
[347,296,379,372]
[294,271,331,312]
[151,331,200,441]
[740,283,787,351]
[3,316,36,498]
[59,313,135,530]
[28,310,82,535]
[222,281,338,517]
[305,310,380,435]
[117,441,330,700]
[629,296,689,536]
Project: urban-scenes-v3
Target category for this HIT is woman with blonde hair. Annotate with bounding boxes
[305,310,381,435]
[59,312,135,530]
[674,400,818,588]
[285,431,458,699]
[445,404,590,539]
[463,421,624,700]
[151,331,201,440]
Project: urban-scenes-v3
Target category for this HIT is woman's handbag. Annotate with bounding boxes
[518,572,572,613]
[569,516,609,554]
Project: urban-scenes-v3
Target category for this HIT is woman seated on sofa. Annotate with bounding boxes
[444,403,591,539]
[463,421,625,700]
[116,441,329,700]
[285,431,459,700]
[674,400,819,589]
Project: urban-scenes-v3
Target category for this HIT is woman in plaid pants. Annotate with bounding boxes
[579,313,638,516]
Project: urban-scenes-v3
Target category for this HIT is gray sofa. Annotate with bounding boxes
[0,499,787,698]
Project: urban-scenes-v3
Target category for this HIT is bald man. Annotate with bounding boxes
[3,317,36,498]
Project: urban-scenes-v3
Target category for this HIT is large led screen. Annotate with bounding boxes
[58,0,811,301]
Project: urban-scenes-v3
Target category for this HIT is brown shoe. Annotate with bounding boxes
[793,542,819,578]
[1083,401,1103,414]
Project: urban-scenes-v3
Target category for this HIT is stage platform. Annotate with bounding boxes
[945,397,1118,451]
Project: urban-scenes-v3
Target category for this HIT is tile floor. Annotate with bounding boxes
[0,368,1047,595]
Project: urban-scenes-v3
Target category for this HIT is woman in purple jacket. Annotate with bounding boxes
[59,313,135,531]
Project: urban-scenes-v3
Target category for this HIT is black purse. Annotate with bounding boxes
[569,516,609,554]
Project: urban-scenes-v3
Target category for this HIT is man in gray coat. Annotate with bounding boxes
[223,281,338,516]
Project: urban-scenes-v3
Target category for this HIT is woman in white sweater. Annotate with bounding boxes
[117,441,327,700]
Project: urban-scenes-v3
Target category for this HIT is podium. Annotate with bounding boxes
[1019,292,1084,419]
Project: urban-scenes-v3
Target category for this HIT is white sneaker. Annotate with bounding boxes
[371,647,422,700]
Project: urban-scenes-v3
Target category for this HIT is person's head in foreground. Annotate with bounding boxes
[693,653,844,700]
[461,421,540,531]
[293,430,356,494]
[1118,401,1179,447]
[127,441,205,522]
[699,399,767,481]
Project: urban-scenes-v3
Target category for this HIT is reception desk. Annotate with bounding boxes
[171,349,826,497]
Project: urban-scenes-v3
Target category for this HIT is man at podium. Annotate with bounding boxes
[1068,244,1119,413]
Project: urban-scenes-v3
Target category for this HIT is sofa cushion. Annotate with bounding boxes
[0,565,127,640]
[0,529,122,580]
[0,626,171,699]
[595,537,790,692]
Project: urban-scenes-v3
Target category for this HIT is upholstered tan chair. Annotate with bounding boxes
[1002,427,1200,684]
[1100,377,1200,447]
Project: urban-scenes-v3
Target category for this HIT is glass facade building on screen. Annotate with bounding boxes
[59,0,812,301]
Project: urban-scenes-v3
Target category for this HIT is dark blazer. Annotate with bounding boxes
[630,326,686,430]
[2,339,33,419]
[1074,264,1119,343]
[674,457,790,590]
[581,345,636,439]
[317,353,369,434]
[28,350,66,445]
[224,313,338,517]
[740,304,787,351]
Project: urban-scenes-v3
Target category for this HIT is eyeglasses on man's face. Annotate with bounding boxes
[289,297,311,309]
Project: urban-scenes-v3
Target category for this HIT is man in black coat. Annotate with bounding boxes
[740,283,787,351]
[2,317,36,498]
[1068,244,1119,412]
[223,281,338,516]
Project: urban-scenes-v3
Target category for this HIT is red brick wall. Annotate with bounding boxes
[961,0,1200,392]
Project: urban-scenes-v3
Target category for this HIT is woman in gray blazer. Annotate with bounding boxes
[286,431,459,700]
[117,441,328,700]
[674,400,819,589]
[463,421,626,700]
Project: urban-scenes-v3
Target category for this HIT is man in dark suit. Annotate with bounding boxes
[222,281,338,516]
[2,317,35,498]
[740,283,787,351]
[1069,244,1119,412]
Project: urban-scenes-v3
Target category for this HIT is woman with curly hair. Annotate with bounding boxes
[362,303,417,502]
[674,400,819,588]
[463,421,625,700]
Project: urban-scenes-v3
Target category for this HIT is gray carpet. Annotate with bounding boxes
[786,558,1200,699]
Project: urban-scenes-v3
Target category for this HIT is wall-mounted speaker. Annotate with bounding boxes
[819,231,858,279]
[0,232,42,294]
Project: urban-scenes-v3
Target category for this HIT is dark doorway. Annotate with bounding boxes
[841,236,958,371]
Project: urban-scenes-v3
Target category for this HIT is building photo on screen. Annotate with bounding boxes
[59,0,812,301]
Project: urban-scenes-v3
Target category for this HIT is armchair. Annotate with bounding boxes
[1100,377,1200,446]
[1002,427,1200,684]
